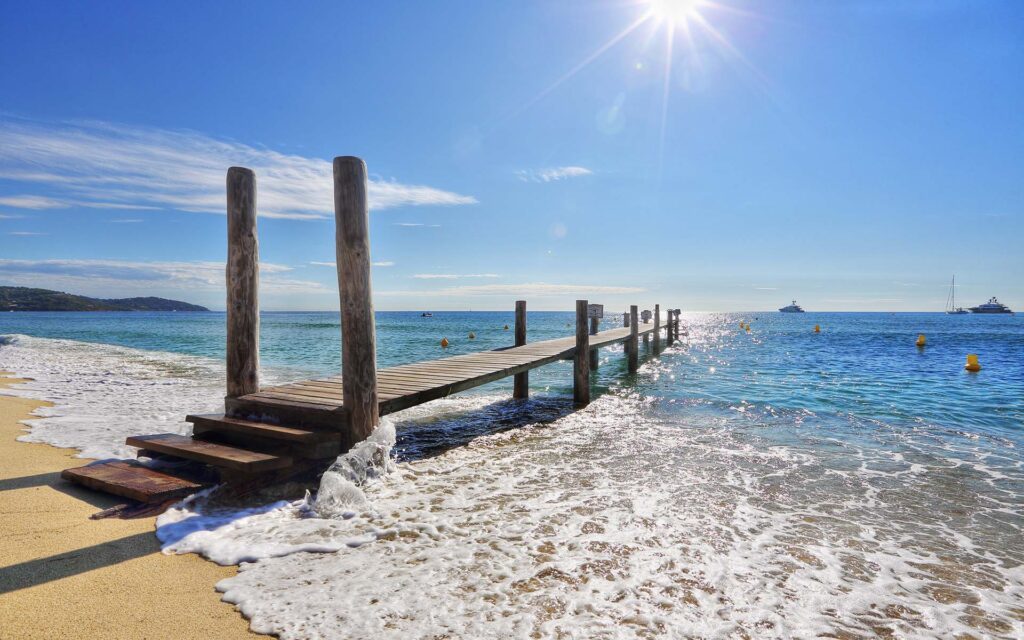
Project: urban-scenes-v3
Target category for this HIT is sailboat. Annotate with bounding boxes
[945,276,968,314]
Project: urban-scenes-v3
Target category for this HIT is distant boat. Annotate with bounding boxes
[945,275,968,314]
[779,300,805,313]
[420,312,433,317]
[969,297,1013,314]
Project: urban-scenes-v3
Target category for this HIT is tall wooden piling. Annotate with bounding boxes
[574,300,590,406]
[334,156,379,441]
[226,167,260,398]
[666,307,675,346]
[589,316,600,369]
[653,304,661,351]
[513,300,528,399]
[628,304,639,373]
[623,311,629,328]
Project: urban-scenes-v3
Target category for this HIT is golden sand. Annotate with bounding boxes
[0,373,262,640]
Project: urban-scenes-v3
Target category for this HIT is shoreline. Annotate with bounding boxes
[0,371,262,640]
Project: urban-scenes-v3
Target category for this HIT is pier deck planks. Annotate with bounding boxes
[236,323,661,421]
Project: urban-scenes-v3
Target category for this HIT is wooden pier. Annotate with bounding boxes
[62,156,682,507]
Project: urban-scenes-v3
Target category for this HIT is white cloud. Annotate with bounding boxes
[0,258,325,294]
[516,166,593,183]
[310,260,395,267]
[109,218,144,223]
[381,282,643,296]
[0,119,478,220]
[412,273,500,280]
[7,231,47,236]
[0,213,27,219]
[394,222,441,228]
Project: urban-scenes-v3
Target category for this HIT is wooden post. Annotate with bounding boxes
[628,304,639,373]
[589,316,600,370]
[623,310,629,328]
[675,309,681,339]
[334,156,378,441]
[666,307,675,346]
[513,300,528,399]
[653,304,661,351]
[226,167,260,398]
[574,300,590,406]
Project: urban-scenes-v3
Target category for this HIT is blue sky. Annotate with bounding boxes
[0,0,1021,311]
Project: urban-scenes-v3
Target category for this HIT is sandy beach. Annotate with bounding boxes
[0,372,261,640]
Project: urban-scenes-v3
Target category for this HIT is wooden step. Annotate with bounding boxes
[186,413,331,444]
[62,460,207,504]
[126,433,292,473]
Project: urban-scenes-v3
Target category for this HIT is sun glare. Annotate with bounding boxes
[648,0,704,25]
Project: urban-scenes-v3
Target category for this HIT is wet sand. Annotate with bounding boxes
[0,372,262,640]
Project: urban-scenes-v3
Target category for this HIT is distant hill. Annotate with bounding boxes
[0,286,209,312]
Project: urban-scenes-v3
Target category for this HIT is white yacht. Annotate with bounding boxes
[779,300,805,313]
[969,297,1013,314]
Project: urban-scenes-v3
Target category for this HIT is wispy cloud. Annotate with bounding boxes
[0,118,478,220]
[0,213,27,219]
[412,273,500,280]
[0,258,325,294]
[7,231,47,236]
[381,282,643,296]
[516,166,593,183]
[394,222,441,228]
[109,218,144,223]
[753,286,778,291]
[310,260,395,268]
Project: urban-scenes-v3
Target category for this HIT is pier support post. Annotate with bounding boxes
[513,300,528,399]
[628,304,639,373]
[654,304,661,351]
[623,310,629,328]
[226,167,260,398]
[589,316,600,370]
[334,156,379,441]
[675,309,681,340]
[574,300,590,406]
[667,307,675,346]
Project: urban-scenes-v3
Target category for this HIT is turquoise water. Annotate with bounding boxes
[2,310,1021,436]
[2,310,1023,637]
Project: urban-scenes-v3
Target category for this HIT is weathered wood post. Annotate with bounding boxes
[513,300,528,399]
[334,156,378,441]
[574,300,590,406]
[628,304,639,373]
[226,167,260,398]
[589,312,600,370]
[623,310,629,328]
[654,304,661,351]
[666,306,675,346]
[675,309,681,340]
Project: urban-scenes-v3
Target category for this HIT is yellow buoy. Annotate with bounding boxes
[916,334,926,347]
[965,353,981,372]
[440,337,449,348]
[468,331,476,339]
[745,325,751,333]
[814,325,821,333]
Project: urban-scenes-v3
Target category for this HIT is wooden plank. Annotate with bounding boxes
[226,166,260,398]
[62,460,206,504]
[334,156,379,441]
[126,434,292,473]
[186,414,330,443]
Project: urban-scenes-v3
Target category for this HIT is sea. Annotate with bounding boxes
[1,310,1022,639]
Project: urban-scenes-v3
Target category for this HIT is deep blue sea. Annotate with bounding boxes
[1,310,1022,638]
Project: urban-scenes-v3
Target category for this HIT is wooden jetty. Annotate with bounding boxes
[62,157,682,506]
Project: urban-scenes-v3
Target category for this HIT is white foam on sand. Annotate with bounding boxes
[157,391,1024,640]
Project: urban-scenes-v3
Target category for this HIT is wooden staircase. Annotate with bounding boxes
[62,413,341,506]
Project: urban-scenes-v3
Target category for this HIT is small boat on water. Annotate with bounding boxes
[945,275,968,314]
[779,300,805,313]
[969,297,1013,314]
[420,312,433,317]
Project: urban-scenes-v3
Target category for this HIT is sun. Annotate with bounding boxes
[647,0,705,25]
